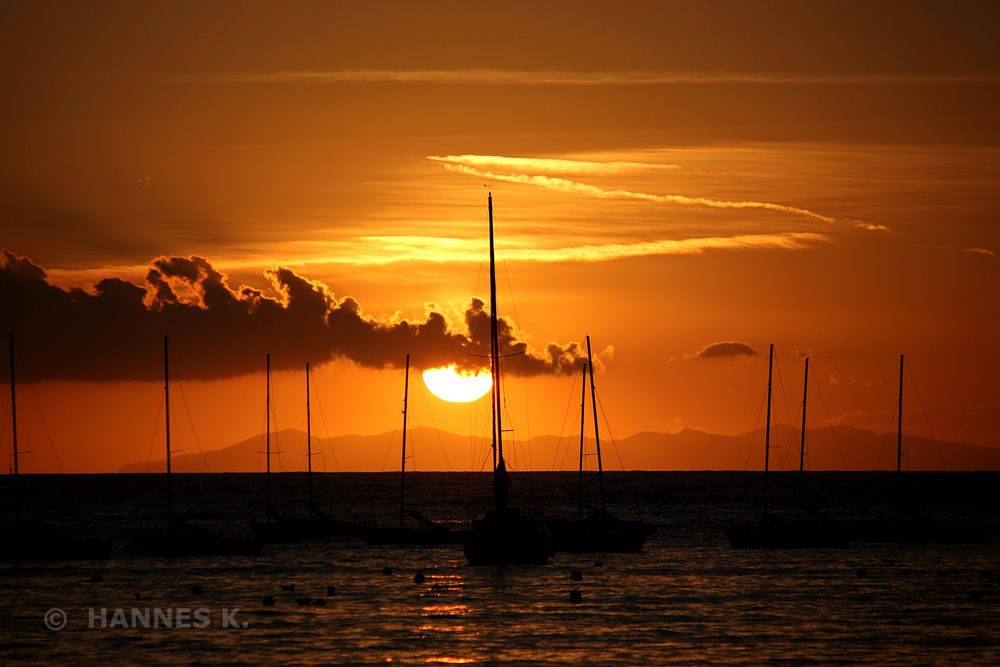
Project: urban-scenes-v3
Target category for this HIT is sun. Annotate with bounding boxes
[422,365,493,403]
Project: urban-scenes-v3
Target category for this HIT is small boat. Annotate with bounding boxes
[546,337,653,553]
[462,193,552,566]
[366,354,462,545]
[847,354,982,544]
[1,333,112,561]
[250,357,365,543]
[726,345,850,549]
[130,335,262,556]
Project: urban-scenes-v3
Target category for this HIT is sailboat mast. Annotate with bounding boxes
[164,335,173,538]
[306,361,312,518]
[8,334,18,477]
[763,343,774,517]
[266,353,271,515]
[798,357,809,514]
[400,354,410,529]
[586,336,606,510]
[896,353,904,526]
[578,361,587,521]
[487,192,508,511]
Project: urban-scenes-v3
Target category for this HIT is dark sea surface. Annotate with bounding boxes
[1,471,999,664]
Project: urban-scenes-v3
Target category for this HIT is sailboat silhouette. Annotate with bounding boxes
[462,193,552,566]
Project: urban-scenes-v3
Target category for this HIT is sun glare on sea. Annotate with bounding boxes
[422,365,492,403]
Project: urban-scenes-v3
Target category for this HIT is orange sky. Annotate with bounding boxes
[1,1,998,472]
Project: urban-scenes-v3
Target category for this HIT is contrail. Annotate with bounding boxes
[441,163,837,224]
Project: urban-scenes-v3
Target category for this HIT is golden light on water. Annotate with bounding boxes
[422,366,492,403]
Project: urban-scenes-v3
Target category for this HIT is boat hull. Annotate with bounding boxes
[463,508,552,565]
[727,517,850,549]
[366,526,464,546]
[547,516,651,553]
[250,517,367,543]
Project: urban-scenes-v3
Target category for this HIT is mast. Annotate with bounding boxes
[586,335,606,511]
[266,352,271,517]
[578,361,587,520]
[399,354,410,529]
[9,334,18,478]
[763,343,774,517]
[896,353,904,527]
[488,192,508,511]
[798,357,809,515]
[164,335,173,539]
[306,361,312,518]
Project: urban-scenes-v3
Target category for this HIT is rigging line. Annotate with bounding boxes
[522,352,531,472]
[379,412,402,472]
[418,381,453,471]
[552,370,580,470]
[142,392,165,473]
[169,351,211,473]
[0,394,9,470]
[15,347,63,473]
[872,400,898,471]
[595,391,626,471]
[905,360,949,470]
[808,363,848,470]
[269,371,285,473]
[773,355,798,471]
[742,386,768,471]
[310,376,341,471]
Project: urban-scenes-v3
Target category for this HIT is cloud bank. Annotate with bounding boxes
[694,341,759,360]
[0,250,585,382]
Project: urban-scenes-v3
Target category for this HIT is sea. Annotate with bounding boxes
[1,471,998,665]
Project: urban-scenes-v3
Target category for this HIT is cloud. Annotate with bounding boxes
[190,69,1000,87]
[436,161,838,224]
[427,154,678,176]
[962,247,996,256]
[0,249,585,382]
[431,155,886,232]
[694,341,758,360]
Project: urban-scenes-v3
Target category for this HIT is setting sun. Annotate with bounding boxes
[422,365,493,403]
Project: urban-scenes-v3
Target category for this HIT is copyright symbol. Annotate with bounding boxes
[44,608,67,631]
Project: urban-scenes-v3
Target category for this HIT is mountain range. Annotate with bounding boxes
[119,424,1000,472]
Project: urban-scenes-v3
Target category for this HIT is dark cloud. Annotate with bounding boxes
[694,341,758,360]
[0,249,586,382]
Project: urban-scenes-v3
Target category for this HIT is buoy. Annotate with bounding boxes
[280,583,295,591]
[593,561,603,568]
[414,571,426,584]
[295,597,311,606]
[190,584,203,595]
[969,590,985,602]
[569,589,582,603]
[134,592,151,601]
[570,570,583,581]
[382,566,393,576]
[901,568,912,577]
[262,595,275,606]
[314,598,327,606]
[855,567,867,578]
[88,573,104,583]
[326,585,336,596]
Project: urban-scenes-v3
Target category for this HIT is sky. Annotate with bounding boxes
[1,1,998,472]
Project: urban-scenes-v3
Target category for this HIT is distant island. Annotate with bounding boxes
[119,424,1000,473]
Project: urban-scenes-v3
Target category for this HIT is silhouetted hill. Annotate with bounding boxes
[119,424,1000,472]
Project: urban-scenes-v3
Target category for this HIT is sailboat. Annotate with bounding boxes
[131,335,262,556]
[462,193,552,566]
[250,357,365,543]
[1,333,112,561]
[726,345,850,549]
[546,336,652,552]
[366,354,463,545]
[849,354,982,544]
